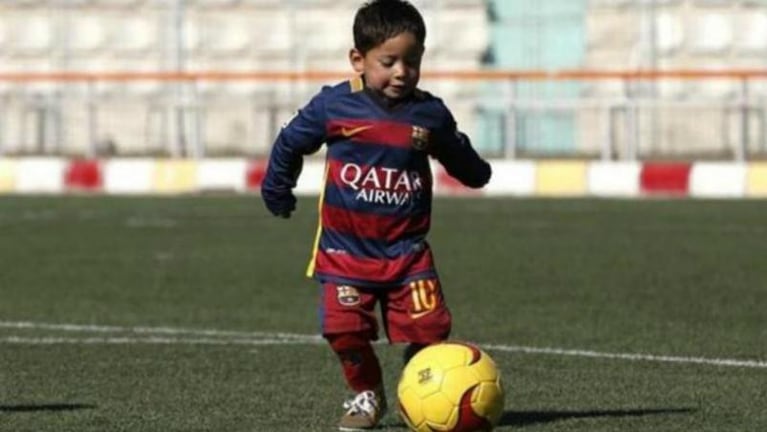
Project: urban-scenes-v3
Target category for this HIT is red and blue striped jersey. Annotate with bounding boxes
[263,77,491,288]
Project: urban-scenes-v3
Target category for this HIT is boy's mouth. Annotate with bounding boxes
[387,84,408,94]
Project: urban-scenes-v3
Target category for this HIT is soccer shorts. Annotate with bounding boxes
[319,278,452,344]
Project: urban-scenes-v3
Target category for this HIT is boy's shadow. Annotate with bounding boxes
[499,407,696,427]
[0,403,96,413]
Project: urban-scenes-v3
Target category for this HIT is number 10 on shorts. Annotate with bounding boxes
[409,279,439,319]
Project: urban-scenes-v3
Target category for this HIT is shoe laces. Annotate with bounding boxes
[342,390,379,417]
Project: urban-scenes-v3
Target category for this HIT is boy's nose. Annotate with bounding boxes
[392,63,406,78]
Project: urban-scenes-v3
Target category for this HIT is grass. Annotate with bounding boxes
[0,195,765,431]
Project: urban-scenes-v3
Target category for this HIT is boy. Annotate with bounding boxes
[261,0,491,430]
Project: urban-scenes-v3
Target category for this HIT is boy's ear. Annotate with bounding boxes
[349,48,365,73]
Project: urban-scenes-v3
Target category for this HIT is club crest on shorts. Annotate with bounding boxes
[411,126,430,151]
[337,285,360,306]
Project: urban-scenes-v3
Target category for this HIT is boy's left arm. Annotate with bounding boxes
[430,115,491,188]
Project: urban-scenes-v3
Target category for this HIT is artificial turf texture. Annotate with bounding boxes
[0,196,765,431]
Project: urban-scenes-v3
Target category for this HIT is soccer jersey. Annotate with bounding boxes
[262,77,490,288]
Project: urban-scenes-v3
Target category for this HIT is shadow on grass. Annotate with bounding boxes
[0,403,96,413]
[500,407,696,427]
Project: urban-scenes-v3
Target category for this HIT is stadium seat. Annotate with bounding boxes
[4,60,58,95]
[220,62,270,96]
[10,15,53,55]
[115,62,164,98]
[238,0,283,6]
[60,0,93,6]
[198,102,273,155]
[182,15,202,54]
[68,16,107,54]
[441,0,488,6]
[112,16,158,54]
[657,79,690,100]
[655,12,684,55]
[693,65,738,99]
[580,80,626,98]
[689,12,732,54]
[201,14,252,56]
[0,62,17,97]
[586,10,638,50]
[734,12,767,53]
[192,0,240,6]
[587,0,633,8]
[5,0,43,5]
[692,0,731,4]
[251,10,293,58]
[435,7,489,58]
[0,19,7,51]
[298,9,354,58]
[66,59,123,97]
[96,0,144,6]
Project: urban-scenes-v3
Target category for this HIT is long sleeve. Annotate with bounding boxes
[262,90,328,213]
[430,112,491,189]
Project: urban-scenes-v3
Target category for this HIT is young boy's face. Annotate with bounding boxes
[350,31,424,101]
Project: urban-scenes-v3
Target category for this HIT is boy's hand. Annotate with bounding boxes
[263,192,296,218]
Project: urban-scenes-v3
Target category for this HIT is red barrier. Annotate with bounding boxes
[434,166,482,196]
[65,159,103,191]
[246,160,268,190]
[640,163,692,195]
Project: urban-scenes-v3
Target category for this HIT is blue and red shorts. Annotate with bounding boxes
[319,278,452,344]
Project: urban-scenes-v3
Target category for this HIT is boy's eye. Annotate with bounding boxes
[380,59,395,67]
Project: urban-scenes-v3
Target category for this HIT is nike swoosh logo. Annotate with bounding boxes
[409,310,433,320]
[341,125,373,137]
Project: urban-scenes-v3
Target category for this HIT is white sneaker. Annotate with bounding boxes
[338,389,387,431]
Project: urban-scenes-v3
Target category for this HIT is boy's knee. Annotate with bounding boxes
[326,331,374,354]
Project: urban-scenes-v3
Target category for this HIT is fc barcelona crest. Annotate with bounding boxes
[337,285,361,306]
[411,126,430,151]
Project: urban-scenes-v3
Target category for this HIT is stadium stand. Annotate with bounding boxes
[0,0,766,159]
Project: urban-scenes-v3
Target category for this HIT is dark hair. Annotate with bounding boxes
[353,0,426,54]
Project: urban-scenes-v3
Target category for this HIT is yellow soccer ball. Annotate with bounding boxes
[397,342,505,432]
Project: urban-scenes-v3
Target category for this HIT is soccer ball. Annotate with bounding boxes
[397,342,504,432]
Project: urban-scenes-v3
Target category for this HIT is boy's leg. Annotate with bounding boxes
[320,283,387,430]
[326,332,382,392]
[382,278,452,364]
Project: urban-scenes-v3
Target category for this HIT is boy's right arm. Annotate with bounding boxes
[262,93,327,218]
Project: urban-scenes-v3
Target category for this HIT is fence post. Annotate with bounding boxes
[626,79,639,161]
[601,103,613,161]
[737,78,749,162]
[504,79,517,159]
[86,81,98,158]
[0,95,5,155]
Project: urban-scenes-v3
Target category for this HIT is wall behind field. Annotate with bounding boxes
[1,157,765,199]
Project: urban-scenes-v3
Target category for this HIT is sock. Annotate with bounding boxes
[327,332,382,393]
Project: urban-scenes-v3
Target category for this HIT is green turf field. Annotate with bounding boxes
[1,195,765,431]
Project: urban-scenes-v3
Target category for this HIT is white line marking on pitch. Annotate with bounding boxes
[482,344,767,369]
[0,320,320,341]
[2,320,766,369]
[0,336,322,346]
